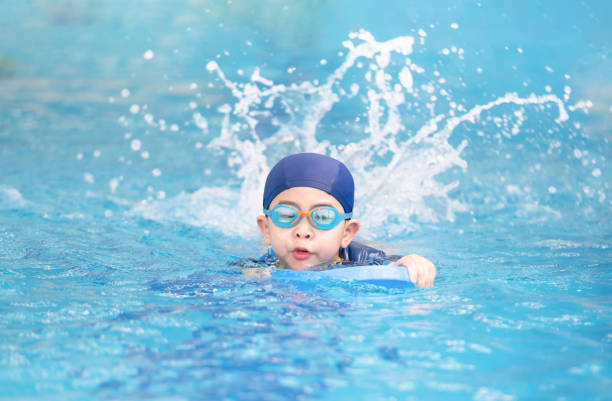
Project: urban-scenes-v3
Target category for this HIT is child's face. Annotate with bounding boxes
[257,186,360,270]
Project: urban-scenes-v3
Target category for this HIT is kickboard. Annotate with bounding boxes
[271,264,415,288]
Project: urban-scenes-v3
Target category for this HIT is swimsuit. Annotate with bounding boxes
[339,242,400,266]
[248,242,400,270]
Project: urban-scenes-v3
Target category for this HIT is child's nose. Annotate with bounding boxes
[293,217,313,239]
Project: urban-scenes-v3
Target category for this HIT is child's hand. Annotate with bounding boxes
[390,254,436,288]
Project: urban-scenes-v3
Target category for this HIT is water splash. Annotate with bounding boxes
[131,29,576,238]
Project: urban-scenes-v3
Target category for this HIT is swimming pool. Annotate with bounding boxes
[1,1,610,399]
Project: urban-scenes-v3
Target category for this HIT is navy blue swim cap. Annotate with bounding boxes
[263,153,354,213]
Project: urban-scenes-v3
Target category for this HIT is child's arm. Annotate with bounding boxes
[390,254,436,288]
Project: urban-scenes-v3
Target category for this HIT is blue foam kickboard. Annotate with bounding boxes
[272,265,415,288]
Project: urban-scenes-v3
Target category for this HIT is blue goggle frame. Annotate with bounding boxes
[264,204,352,230]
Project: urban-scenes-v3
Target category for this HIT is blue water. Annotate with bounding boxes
[1,1,611,400]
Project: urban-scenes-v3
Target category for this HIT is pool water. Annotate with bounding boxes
[1,1,611,400]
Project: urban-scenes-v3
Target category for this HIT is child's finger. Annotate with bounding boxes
[420,266,428,287]
[418,264,434,288]
[391,255,435,288]
[407,265,418,284]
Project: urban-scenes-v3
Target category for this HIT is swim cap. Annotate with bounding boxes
[263,153,354,213]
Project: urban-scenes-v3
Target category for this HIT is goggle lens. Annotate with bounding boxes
[276,206,299,225]
[311,207,335,226]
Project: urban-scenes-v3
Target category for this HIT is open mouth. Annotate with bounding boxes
[293,247,311,260]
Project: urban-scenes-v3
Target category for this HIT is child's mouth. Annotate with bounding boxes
[293,248,311,260]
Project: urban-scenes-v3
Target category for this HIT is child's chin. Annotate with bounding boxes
[286,258,331,271]
[283,257,318,271]
[286,262,312,271]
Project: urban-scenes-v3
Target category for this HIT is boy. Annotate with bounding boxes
[256,153,436,288]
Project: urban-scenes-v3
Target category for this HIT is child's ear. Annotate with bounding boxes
[340,219,360,248]
[257,215,271,245]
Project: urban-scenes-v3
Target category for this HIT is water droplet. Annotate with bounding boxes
[399,67,413,92]
[130,139,142,151]
[84,173,95,184]
[109,178,119,193]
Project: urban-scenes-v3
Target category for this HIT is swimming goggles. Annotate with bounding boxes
[263,204,352,230]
